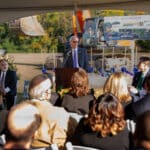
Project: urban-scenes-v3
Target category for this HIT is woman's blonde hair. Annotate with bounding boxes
[103,72,131,103]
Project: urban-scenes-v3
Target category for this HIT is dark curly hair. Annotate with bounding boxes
[86,93,126,137]
[70,68,89,97]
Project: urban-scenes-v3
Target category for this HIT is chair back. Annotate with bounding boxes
[66,142,99,150]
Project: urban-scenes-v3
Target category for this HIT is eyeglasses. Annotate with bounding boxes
[72,41,79,43]
[44,89,51,94]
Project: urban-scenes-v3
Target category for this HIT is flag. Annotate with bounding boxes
[76,10,91,32]
[72,13,77,35]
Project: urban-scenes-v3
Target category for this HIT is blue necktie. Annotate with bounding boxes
[73,50,78,68]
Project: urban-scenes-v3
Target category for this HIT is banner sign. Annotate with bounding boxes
[104,15,150,41]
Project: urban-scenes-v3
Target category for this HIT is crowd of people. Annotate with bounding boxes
[0,35,150,150]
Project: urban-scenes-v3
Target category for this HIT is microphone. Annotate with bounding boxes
[66,50,72,56]
[63,50,72,67]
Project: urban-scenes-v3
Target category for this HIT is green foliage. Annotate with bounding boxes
[0,11,149,53]
[136,40,150,52]
[0,11,73,53]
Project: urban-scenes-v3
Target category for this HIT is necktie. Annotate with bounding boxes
[137,73,144,90]
[73,49,78,68]
[0,72,5,93]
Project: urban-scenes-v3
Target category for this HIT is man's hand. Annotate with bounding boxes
[128,85,138,94]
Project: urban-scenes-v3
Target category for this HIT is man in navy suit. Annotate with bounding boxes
[0,59,17,110]
[63,35,89,72]
[129,56,150,101]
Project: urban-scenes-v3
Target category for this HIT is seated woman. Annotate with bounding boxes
[103,72,132,106]
[59,68,95,115]
[72,93,131,150]
[103,72,134,120]
[28,74,76,149]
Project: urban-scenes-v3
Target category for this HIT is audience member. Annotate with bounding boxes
[59,68,95,115]
[132,74,150,117]
[29,74,75,149]
[72,93,131,150]
[4,101,41,150]
[134,110,150,150]
[0,58,17,110]
[129,56,150,100]
[103,72,132,106]
[63,35,89,72]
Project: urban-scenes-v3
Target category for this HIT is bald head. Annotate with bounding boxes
[6,101,41,142]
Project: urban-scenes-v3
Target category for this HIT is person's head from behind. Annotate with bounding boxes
[103,72,131,103]
[29,74,52,100]
[70,35,79,49]
[70,68,89,97]
[134,111,150,149]
[86,93,125,137]
[5,101,41,149]
[0,59,9,72]
[138,56,150,73]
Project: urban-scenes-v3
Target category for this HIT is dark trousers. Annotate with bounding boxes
[4,95,15,110]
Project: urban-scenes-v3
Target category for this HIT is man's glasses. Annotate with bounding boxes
[72,41,79,43]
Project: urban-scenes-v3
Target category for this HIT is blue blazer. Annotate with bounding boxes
[63,47,89,72]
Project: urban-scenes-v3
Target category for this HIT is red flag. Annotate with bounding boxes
[76,10,91,33]
[76,10,84,32]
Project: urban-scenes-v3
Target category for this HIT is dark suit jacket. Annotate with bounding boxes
[132,94,150,117]
[132,69,150,89]
[72,118,130,150]
[0,69,17,96]
[63,47,89,72]
[61,94,95,115]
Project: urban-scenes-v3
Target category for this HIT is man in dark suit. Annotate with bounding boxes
[129,56,150,101]
[0,59,17,110]
[132,74,150,117]
[63,35,89,72]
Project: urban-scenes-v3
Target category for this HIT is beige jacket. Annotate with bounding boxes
[31,100,74,149]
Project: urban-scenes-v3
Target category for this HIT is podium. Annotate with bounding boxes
[55,68,79,91]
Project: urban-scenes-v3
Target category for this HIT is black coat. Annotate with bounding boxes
[0,69,17,110]
[132,93,150,117]
[132,69,150,89]
[72,118,131,150]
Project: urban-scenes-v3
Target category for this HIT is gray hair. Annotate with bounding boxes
[69,35,79,43]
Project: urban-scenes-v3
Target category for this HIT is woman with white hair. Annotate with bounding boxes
[29,74,75,149]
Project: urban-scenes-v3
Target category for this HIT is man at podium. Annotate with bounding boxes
[63,35,89,72]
